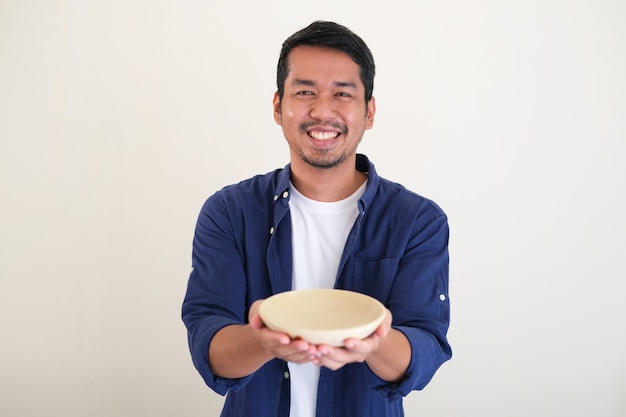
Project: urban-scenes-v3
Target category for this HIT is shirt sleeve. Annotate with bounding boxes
[366,204,452,401]
[181,192,254,395]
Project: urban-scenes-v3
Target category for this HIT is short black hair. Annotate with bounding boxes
[276,21,375,103]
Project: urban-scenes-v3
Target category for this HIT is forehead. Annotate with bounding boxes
[286,45,362,86]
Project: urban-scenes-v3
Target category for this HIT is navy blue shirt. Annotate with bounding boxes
[182,154,451,417]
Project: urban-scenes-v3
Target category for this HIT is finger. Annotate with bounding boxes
[316,351,355,371]
[248,299,264,321]
[249,313,265,329]
[317,345,358,365]
[274,340,315,363]
[343,336,377,353]
[374,322,389,338]
[262,328,291,345]
[251,324,292,351]
[375,310,392,337]
[283,349,314,364]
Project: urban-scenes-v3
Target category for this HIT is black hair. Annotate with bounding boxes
[276,21,375,103]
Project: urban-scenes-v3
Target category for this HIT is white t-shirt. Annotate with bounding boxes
[287,180,367,417]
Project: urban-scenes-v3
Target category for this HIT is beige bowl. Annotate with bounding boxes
[258,289,386,347]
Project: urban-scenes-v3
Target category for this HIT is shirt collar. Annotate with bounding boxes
[356,154,379,215]
[273,153,379,214]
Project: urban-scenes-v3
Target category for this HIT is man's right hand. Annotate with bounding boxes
[248,299,318,364]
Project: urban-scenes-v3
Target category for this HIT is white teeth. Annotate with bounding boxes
[310,131,339,140]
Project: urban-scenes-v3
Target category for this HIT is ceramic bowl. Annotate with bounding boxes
[258,289,386,347]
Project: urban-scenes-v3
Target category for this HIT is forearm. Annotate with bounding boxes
[365,328,411,382]
[209,324,274,379]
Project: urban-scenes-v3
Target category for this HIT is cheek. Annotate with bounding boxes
[283,108,296,119]
[280,108,299,128]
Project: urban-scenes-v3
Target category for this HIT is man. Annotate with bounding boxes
[182,21,451,417]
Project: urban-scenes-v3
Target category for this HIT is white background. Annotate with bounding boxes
[1,1,625,416]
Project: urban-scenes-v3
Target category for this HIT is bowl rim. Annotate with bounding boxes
[258,289,386,346]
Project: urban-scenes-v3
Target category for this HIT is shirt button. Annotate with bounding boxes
[439,293,447,301]
[283,371,290,379]
[269,227,275,235]
[273,195,279,201]
[282,190,289,199]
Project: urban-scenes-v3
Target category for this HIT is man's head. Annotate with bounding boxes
[276,21,375,103]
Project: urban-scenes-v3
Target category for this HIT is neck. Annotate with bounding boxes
[290,156,366,202]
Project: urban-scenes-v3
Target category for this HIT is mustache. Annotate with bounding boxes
[299,121,348,134]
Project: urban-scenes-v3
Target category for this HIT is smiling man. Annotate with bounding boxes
[182,21,452,417]
[274,45,374,203]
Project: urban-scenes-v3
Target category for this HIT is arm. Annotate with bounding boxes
[182,193,268,391]
[208,323,274,378]
[314,199,451,391]
[363,322,411,382]
[310,309,411,382]
[208,301,317,378]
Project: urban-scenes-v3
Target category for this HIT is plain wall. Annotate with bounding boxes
[1,1,625,416]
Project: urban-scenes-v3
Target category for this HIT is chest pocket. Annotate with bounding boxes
[353,258,400,305]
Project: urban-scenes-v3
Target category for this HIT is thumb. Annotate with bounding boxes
[249,312,265,329]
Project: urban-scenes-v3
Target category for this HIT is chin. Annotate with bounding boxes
[302,154,346,169]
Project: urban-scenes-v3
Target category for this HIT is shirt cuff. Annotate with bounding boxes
[189,317,253,395]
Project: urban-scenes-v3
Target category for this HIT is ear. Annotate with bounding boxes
[273,91,282,125]
[365,96,376,129]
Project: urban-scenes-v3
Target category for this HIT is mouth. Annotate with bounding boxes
[308,130,340,141]
[301,121,346,142]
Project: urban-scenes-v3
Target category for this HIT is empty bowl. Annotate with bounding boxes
[258,289,386,347]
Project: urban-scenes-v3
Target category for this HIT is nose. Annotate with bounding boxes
[309,93,336,120]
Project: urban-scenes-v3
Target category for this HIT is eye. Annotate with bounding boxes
[296,90,315,96]
[335,92,353,98]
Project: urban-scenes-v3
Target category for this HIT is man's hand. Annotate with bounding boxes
[248,300,317,364]
[245,302,406,382]
[307,308,392,371]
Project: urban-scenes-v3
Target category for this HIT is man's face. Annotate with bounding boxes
[273,45,375,170]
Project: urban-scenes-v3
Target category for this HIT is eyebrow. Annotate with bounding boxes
[292,79,358,89]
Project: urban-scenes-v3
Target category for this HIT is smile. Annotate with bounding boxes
[308,131,339,140]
